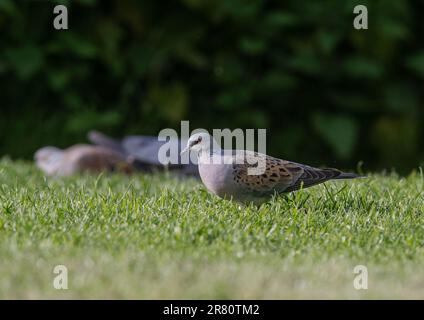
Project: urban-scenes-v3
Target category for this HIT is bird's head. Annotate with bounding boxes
[34,146,64,176]
[180,132,219,156]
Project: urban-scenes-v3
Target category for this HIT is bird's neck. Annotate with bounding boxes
[198,147,222,164]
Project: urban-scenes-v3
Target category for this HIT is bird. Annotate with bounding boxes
[181,132,362,204]
[34,144,134,177]
[88,130,198,176]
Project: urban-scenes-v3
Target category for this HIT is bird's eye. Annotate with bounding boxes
[190,136,203,147]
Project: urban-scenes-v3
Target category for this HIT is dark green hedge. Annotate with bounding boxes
[1,0,423,173]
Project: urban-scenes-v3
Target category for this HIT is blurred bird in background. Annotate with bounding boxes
[34,131,198,177]
[34,144,134,177]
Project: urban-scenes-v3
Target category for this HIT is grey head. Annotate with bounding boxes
[180,132,221,158]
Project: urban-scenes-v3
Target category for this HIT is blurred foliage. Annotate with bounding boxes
[0,0,423,173]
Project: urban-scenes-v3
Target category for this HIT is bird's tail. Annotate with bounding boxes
[87,130,126,155]
[334,171,365,179]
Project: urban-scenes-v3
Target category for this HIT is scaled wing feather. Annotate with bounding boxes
[232,151,344,193]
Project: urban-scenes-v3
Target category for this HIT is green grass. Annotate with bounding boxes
[0,158,423,299]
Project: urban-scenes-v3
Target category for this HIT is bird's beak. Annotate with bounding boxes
[180,146,189,156]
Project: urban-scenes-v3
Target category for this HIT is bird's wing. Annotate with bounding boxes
[122,136,192,169]
[122,136,171,165]
[231,151,344,193]
[283,166,345,192]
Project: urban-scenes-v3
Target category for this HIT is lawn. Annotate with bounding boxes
[0,158,423,299]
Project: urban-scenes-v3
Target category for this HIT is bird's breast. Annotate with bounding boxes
[198,163,234,198]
